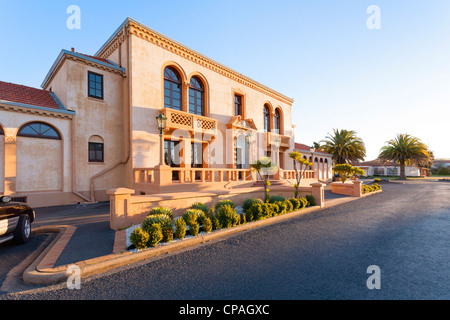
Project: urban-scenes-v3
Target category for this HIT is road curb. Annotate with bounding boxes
[22,226,74,285]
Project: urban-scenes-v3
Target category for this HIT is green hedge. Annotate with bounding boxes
[215,204,240,228]
[362,183,382,194]
[130,193,320,251]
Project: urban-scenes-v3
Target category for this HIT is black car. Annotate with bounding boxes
[0,196,35,245]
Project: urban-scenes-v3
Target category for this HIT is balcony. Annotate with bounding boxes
[161,108,218,136]
[265,132,291,149]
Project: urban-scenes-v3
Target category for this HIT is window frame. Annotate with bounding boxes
[274,109,281,134]
[189,77,204,116]
[164,67,182,111]
[88,142,104,163]
[234,94,243,117]
[88,71,104,100]
[263,105,271,133]
[17,122,61,140]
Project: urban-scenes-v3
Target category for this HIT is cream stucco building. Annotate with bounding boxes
[0,18,327,208]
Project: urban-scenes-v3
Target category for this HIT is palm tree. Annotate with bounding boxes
[378,134,432,180]
[320,129,366,164]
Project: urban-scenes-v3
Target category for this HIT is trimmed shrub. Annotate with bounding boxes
[130,227,149,250]
[305,195,316,206]
[239,213,246,225]
[211,216,222,231]
[242,198,263,214]
[245,206,254,222]
[189,222,200,236]
[201,216,212,233]
[161,225,174,243]
[215,204,240,228]
[274,201,287,215]
[215,200,235,211]
[362,184,371,194]
[298,197,308,209]
[146,223,163,247]
[142,214,172,234]
[263,203,279,218]
[268,195,285,203]
[147,207,173,220]
[182,209,204,227]
[247,202,263,221]
[269,202,280,216]
[362,183,381,194]
[284,199,294,213]
[190,202,210,216]
[174,217,187,240]
[289,198,300,211]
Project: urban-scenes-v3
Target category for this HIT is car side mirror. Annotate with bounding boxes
[1,196,11,203]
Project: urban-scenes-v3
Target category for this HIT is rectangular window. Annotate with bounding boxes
[387,167,399,176]
[89,142,104,162]
[373,167,385,176]
[88,72,104,100]
[234,94,242,116]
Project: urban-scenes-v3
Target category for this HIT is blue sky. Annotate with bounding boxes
[1,0,449,160]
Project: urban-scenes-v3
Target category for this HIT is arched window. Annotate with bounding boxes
[17,122,61,140]
[274,108,281,134]
[164,66,182,111]
[189,76,204,116]
[0,126,4,135]
[263,104,271,132]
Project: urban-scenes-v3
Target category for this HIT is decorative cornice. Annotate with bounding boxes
[64,54,125,75]
[41,50,125,89]
[96,27,128,61]
[0,101,75,120]
[96,18,294,106]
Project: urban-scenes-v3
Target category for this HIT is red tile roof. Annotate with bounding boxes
[294,143,332,156]
[353,159,396,167]
[0,81,60,109]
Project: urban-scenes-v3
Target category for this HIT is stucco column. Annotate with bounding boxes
[310,182,325,208]
[182,81,190,113]
[107,187,135,230]
[159,133,165,166]
[3,135,16,195]
[353,180,363,198]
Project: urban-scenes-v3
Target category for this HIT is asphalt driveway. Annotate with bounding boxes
[3,181,449,300]
[33,201,115,266]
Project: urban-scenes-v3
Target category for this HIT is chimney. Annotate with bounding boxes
[71,47,75,52]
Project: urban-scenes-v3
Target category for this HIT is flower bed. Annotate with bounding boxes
[126,196,315,252]
[362,183,382,194]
